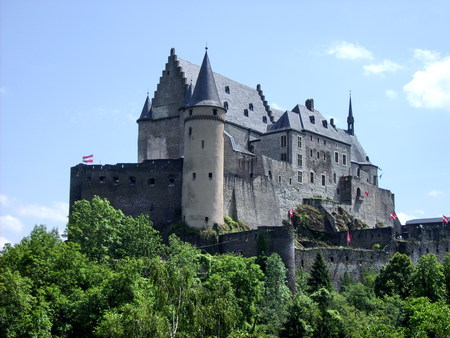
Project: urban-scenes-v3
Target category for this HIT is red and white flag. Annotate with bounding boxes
[365,191,369,197]
[82,154,94,163]
[443,215,449,224]
[390,212,397,220]
[347,231,351,243]
[289,209,294,218]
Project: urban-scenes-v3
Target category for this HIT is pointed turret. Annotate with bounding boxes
[187,50,222,108]
[137,93,152,121]
[347,93,354,135]
[180,81,193,110]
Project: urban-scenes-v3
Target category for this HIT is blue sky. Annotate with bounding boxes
[1,0,449,247]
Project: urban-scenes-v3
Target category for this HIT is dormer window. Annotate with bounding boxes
[322,120,328,128]
[262,116,267,123]
[249,103,254,111]
[224,101,229,109]
[225,86,230,94]
[244,109,249,117]
[309,116,315,124]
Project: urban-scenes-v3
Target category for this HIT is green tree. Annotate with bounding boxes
[307,252,332,293]
[411,254,445,302]
[443,252,450,303]
[374,252,414,299]
[280,294,320,337]
[404,297,450,337]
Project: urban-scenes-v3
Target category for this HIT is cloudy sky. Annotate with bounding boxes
[1,0,449,247]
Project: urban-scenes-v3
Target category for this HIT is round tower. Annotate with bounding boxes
[182,50,226,229]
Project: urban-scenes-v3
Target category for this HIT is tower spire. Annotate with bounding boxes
[188,50,221,108]
[347,91,354,135]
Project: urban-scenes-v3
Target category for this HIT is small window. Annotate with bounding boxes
[148,178,155,186]
[317,151,320,159]
[333,173,336,183]
[297,136,302,148]
[244,109,249,117]
[213,109,217,115]
[281,135,287,147]
[323,153,326,161]
[324,140,327,145]
[334,152,339,163]
[249,103,254,111]
[189,109,193,116]
[343,154,347,166]
[278,175,282,183]
[281,153,287,161]
[113,177,119,185]
[192,173,196,180]
[189,127,192,136]
[129,176,136,185]
[224,101,229,109]
[201,140,205,149]
[268,170,272,180]
[310,172,314,183]
[321,174,326,186]
[262,116,267,123]
[289,178,292,185]
[208,172,213,180]
[225,86,230,94]
[205,217,209,223]
[99,176,106,184]
[310,135,313,141]
[310,149,313,157]
[297,171,303,183]
[309,116,315,124]
[297,154,303,166]
[168,176,175,186]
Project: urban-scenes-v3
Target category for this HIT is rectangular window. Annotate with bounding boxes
[343,154,347,166]
[278,175,282,183]
[310,172,314,184]
[281,135,287,147]
[208,172,213,180]
[321,174,326,186]
[298,171,303,183]
[297,136,302,148]
[333,173,336,183]
[310,149,313,157]
[201,140,205,149]
[281,153,287,161]
[297,154,303,166]
[334,152,339,163]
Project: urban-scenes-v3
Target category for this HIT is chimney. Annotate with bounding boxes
[330,118,336,128]
[305,99,314,111]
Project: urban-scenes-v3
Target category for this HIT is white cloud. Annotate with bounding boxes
[428,190,443,197]
[0,215,24,233]
[0,194,9,207]
[385,89,398,99]
[17,202,69,223]
[270,102,285,111]
[327,41,373,61]
[0,236,12,250]
[397,210,425,224]
[363,60,403,75]
[403,57,450,110]
[413,49,441,64]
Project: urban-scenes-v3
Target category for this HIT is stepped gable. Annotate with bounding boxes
[177,58,284,133]
[337,129,372,165]
[292,103,344,142]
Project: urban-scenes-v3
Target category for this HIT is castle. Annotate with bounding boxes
[70,48,449,286]
[70,47,398,232]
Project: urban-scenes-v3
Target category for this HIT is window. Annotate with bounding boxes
[281,135,287,147]
[281,153,287,161]
[317,151,320,159]
[189,127,192,136]
[99,176,106,184]
[249,103,254,111]
[148,178,155,186]
[321,174,326,186]
[129,176,136,185]
[213,109,217,115]
[201,140,205,149]
[244,109,249,117]
[192,173,196,180]
[225,86,230,94]
[208,172,213,180]
[289,178,292,185]
[324,140,327,145]
[310,149,313,157]
[224,101,229,109]
[278,175,282,183]
[189,109,193,116]
[334,152,339,163]
[205,217,209,223]
[297,136,302,148]
[113,177,119,185]
[323,153,326,161]
[343,154,347,166]
[298,171,303,183]
[310,172,314,183]
[297,154,303,166]
[309,116,315,124]
[333,173,336,183]
[169,176,175,186]
[262,116,267,123]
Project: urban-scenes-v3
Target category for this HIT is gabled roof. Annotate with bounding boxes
[187,51,222,108]
[269,111,303,132]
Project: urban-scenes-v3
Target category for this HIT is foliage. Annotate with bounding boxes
[443,252,450,303]
[411,254,445,302]
[218,216,250,234]
[374,252,414,299]
[280,294,320,337]
[307,252,332,293]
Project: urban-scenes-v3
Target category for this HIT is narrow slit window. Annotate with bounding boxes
[208,172,213,180]
[192,173,196,180]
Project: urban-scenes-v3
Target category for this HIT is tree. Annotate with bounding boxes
[374,252,414,299]
[443,253,450,303]
[280,294,320,337]
[307,252,332,293]
[411,254,445,302]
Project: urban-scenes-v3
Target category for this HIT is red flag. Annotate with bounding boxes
[390,212,397,220]
[289,209,294,218]
[347,231,351,243]
[365,191,369,197]
[83,154,94,163]
[443,215,449,224]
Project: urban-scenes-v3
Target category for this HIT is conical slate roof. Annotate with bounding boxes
[181,82,193,109]
[137,94,152,121]
[187,51,222,108]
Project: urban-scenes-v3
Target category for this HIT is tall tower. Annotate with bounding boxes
[347,93,354,135]
[181,50,227,229]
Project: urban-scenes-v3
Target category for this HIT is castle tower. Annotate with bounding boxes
[347,93,354,135]
[181,50,227,229]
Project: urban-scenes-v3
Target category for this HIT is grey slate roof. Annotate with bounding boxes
[177,58,284,134]
[337,129,372,165]
[137,94,152,121]
[405,218,446,225]
[269,110,303,132]
[188,51,222,108]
